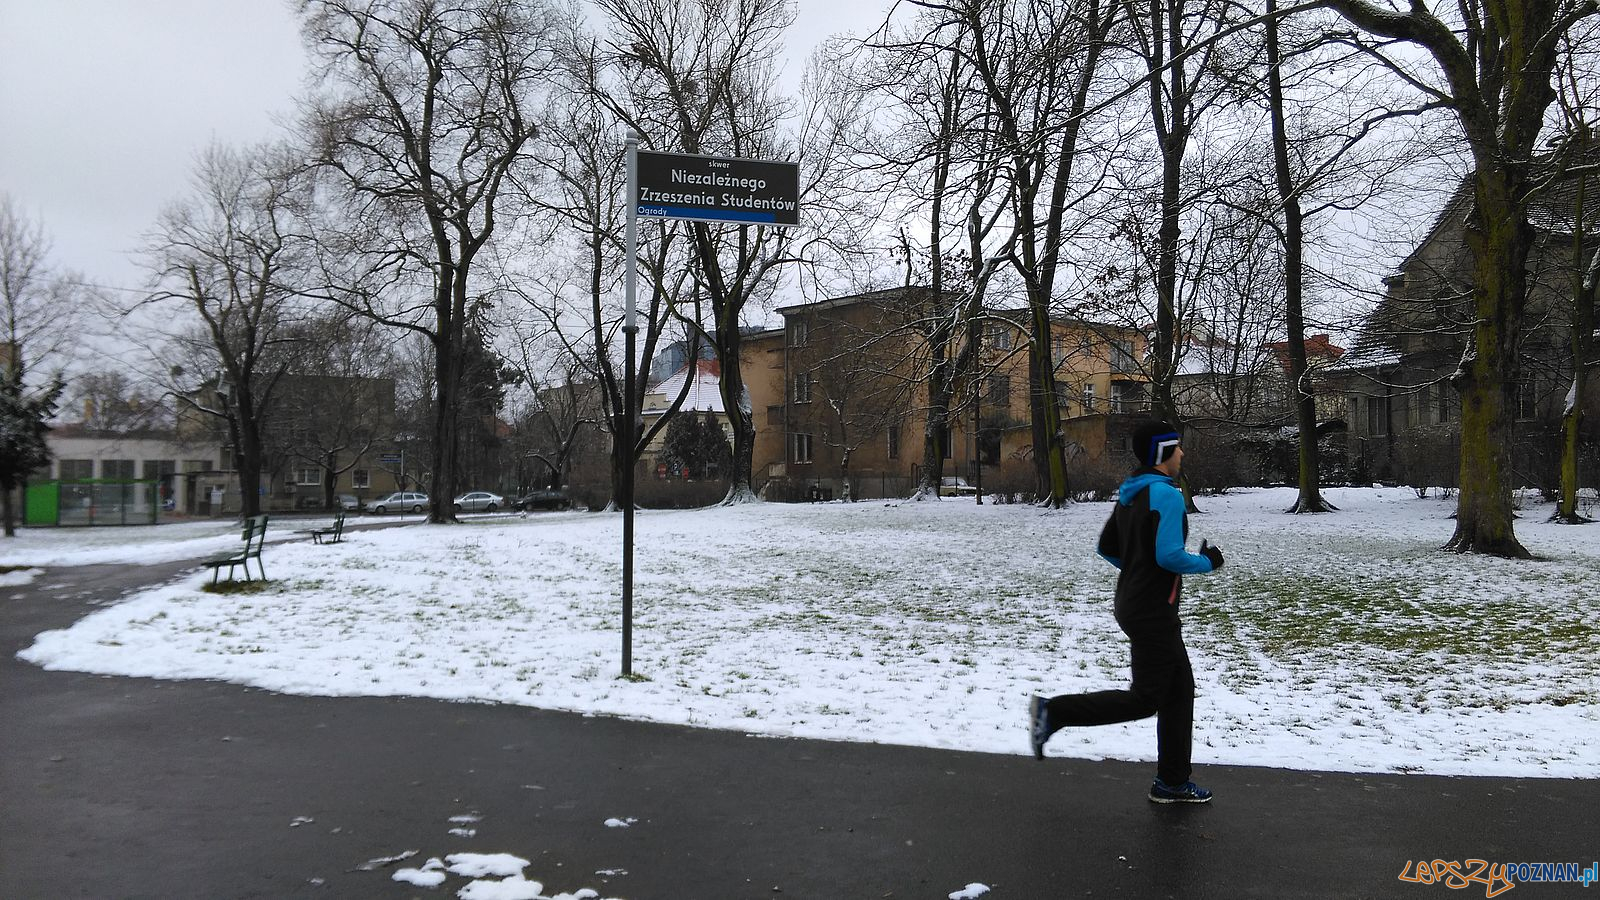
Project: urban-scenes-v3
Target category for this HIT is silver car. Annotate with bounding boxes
[453,491,504,513]
[366,492,429,514]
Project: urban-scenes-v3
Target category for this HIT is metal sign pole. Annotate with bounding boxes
[622,132,639,677]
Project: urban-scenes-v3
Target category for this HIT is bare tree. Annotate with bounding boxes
[1321,0,1600,556]
[592,0,804,504]
[0,196,81,534]
[142,143,311,519]
[67,370,172,433]
[299,0,567,523]
[0,195,82,391]
[1552,33,1600,523]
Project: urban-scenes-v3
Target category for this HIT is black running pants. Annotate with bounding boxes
[1044,625,1195,786]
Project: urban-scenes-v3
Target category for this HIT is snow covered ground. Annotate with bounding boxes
[0,511,426,568]
[14,488,1600,778]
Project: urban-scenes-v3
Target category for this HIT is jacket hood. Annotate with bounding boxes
[1118,469,1174,505]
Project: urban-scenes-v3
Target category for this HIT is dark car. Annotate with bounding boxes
[515,488,571,511]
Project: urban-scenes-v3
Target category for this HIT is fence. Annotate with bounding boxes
[25,480,160,526]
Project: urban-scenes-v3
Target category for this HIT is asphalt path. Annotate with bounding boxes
[3,559,1596,900]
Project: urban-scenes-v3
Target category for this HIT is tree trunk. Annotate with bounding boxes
[1028,303,1068,506]
[2,486,15,537]
[1266,0,1333,515]
[425,273,464,522]
[323,451,338,511]
[1555,178,1595,523]
[717,321,757,504]
[919,355,951,500]
[1446,168,1532,557]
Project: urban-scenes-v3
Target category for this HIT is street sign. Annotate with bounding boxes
[635,149,799,227]
[378,454,402,464]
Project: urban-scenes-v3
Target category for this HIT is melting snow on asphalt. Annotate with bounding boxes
[15,488,1600,778]
[391,853,617,899]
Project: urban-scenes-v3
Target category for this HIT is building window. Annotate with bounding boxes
[790,432,814,464]
[221,446,237,471]
[1435,383,1453,424]
[978,429,1001,465]
[887,424,900,460]
[986,375,1010,407]
[787,317,809,347]
[942,426,953,460]
[1082,383,1096,414]
[1367,395,1390,436]
[352,468,370,489]
[103,459,136,480]
[296,467,323,486]
[142,459,176,480]
[1111,339,1138,374]
[58,459,94,480]
[986,322,1013,351]
[793,372,813,403]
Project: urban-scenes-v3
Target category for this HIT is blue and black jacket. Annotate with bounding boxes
[1096,469,1214,628]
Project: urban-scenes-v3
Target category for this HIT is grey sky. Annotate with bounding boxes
[0,0,888,296]
[1,1,307,293]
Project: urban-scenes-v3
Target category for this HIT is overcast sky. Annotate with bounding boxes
[0,0,889,297]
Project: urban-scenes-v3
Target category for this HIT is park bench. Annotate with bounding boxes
[204,514,269,584]
[311,509,346,545]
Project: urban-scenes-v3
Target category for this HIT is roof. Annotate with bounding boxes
[1261,334,1346,374]
[643,359,724,413]
[775,286,933,315]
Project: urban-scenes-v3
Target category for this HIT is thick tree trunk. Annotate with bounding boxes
[1028,303,1068,506]
[430,310,462,524]
[919,354,952,500]
[1446,169,1532,557]
[717,324,757,505]
[2,486,15,537]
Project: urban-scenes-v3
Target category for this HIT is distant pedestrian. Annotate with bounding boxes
[1028,419,1225,804]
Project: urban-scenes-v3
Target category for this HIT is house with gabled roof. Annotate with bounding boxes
[1327,145,1600,487]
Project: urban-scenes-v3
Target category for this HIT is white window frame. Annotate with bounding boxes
[793,372,813,404]
[788,317,809,347]
[352,468,370,489]
[791,432,814,464]
[296,467,323,486]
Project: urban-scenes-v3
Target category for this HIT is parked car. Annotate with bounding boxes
[938,476,977,497]
[336,494,361,512]
[366,491,429,514]
[514,488,571,511]
[453,491,504,513]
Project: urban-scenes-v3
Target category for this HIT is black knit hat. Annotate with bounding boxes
[1132,419,1182,468]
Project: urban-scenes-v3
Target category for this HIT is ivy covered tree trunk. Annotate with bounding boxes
[1446,170,1533,557]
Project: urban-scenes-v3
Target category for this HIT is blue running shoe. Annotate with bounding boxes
[1148,778,1212,804]
[1028,695,1052,760]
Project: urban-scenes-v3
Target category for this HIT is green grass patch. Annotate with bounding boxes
[201,580,274,596]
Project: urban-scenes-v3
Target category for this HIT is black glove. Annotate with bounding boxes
[1199,539,1224,570]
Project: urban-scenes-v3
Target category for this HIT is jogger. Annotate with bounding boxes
[1029,419,1224,804]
